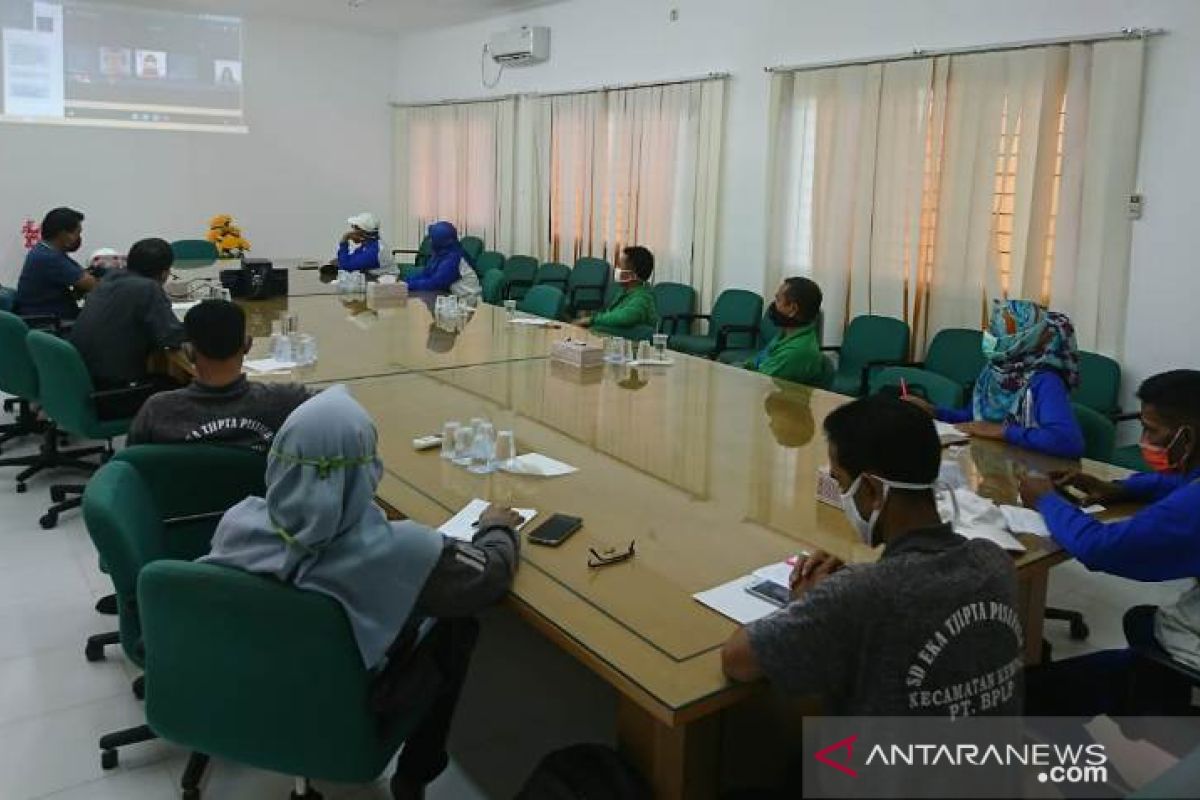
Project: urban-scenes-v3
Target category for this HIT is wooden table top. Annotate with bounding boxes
[346,357,1128,724]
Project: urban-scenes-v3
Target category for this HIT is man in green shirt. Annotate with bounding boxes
[745,277,830,387]
[576,246,658,339]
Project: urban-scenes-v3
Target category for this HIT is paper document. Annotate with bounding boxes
[934,420,970,444]
[508,317,558,327]
[627,358,675,367]
[171,301,200,320]
[999,505,1051,537]
[244,357,298,374]
[694,576,780,625]
[500,453,578,477]
[939,488,1027,553]
[438,498,538,542]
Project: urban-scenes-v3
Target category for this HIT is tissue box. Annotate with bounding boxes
[551,339,604,369]
[367,281,408,308]
[816,466,843,509]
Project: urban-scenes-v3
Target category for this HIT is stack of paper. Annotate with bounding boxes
[550,339,604,368]
[438,498,538,542]
[627,358,674,367]
[999,505,1051,537]
[509,316,558,327]
[939,488,1027,552]
[171,301,200,320]
[244,357,298,375]
[500,453,578,477]
[694,577,779,625]
[934,420,970,445]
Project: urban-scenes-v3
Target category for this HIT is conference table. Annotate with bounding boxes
[188,263,1125,799]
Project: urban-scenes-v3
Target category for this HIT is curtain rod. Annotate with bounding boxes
[390,72,730,108]
[764,27,1165,74]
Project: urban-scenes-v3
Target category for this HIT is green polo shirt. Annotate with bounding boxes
[744,323,829,387]
[591,284,658,338]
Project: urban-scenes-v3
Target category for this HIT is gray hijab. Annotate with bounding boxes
[201,384,443,668]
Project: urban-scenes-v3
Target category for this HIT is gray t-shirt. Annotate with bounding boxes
[128,375,311,450]
[746,525,1023,717]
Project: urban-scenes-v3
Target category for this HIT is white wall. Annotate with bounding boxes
[394,0,1200,399]
[0,17,395,284]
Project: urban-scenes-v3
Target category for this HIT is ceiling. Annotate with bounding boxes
[110,0,563,34]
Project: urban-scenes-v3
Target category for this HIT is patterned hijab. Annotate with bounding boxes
[971,299,1080,423]
[201,385,443,668]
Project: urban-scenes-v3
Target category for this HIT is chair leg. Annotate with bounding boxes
[1046,607,1090,640]
[181,752,210,800]
[0,425,104,494]
[131,674,145,701]
[290,777,323,800]
[99,724,156,770]
[85,631,121,662]
[40,487,85,529]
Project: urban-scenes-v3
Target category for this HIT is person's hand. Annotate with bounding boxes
[1050,470,1126,506]
[477,504,523,531]
[957,421,1006,440]
[789,550,844,601]
[1017,474,1057,508]
[341,230,355,244]
[902,395,935,416]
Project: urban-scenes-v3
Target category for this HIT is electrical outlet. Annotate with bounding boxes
[669,7,680,22]
[1128,193,1144,220]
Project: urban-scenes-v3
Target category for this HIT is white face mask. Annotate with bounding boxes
[839,473,940,547]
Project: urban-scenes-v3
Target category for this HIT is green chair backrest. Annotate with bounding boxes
[652,282,696,335]
[475,251,505,276]
[409,235,433,269]
[518,285,567,320]
[170,239,219,263]
[0,311,39,402]
[711,289,765,351]
[837,314,911,386]
[871,366,965,408]
[113,445,267,563]
[568,258,610,310]
[26,329,103,437]
[756,311,780,349]
[1074,351,1122,416]
[503,255,538,281]
[140,560,418,783]
[83,461,169,666]
[535,262,571,291]
[481,270,506,305]
[460,236,484,263]
[602,281,620,309]
[0,286,15,312]
[1073,403,1116,462]
[924,328,985,390]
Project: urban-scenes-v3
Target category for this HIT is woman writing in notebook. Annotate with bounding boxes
[906,299,1085,459]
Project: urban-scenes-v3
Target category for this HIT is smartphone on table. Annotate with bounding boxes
[527,514,583,547]
[745,579,790,608]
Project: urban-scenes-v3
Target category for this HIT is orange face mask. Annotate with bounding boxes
[1140,427,1187,474]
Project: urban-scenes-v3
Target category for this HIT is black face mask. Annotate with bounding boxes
[768,303,804,328]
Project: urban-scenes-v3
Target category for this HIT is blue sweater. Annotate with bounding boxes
[937,371,1085,459]
[1037,468,1200,581]
[337,239,382,273]
[405,255,463,292]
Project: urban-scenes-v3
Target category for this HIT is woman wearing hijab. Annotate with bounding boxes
[403,221,481,298]
[202,385,521,799]
[336,212,397,274]
[907,299,1085,459]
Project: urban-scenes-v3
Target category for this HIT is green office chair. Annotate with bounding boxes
[822,315,911,397]
[517,285,566,320]
[1072,403,1116,462]
[502,256,539,301]
[481,270,506,305]
[717,311,779,366]
[1074,351,1122,417]
[474,251,505,278]
[460,236,484,264]
[25,330,146,528]
[668,289,764,360]
[535,262,571,293]
[140,559,435,799]
[170,240,219,265]
[395,235,433,276]
[871,366,965,408]
[0,311,44,452]
[567,258,610,313]
[922,328,985,394]
[0,285,14,312]
[652,283,696,337]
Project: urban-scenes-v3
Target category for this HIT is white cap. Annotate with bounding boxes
[347,212,380,234]
[89,248,120,266]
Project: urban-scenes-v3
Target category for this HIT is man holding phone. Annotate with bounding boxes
[1018,369,1200,713]
[721,396,1023,717]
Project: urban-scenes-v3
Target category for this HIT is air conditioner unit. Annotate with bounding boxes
[488,26,550,65]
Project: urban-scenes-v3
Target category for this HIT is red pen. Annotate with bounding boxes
[900,378,910,398]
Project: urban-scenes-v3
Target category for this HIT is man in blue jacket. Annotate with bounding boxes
[403,221,481,298]
[1019,369,1200,714]
[335,212,396,274]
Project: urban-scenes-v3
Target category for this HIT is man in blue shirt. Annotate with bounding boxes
[1018,370,1200,714]
[15,207,96,319]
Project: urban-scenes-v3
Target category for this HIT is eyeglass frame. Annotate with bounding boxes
[587,541,636,569]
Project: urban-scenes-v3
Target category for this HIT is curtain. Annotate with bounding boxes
[393,98,516,252]
[766,39,1146,355]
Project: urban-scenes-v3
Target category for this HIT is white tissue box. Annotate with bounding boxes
[816,466,843,509]
[367,281,408,308]
[551,339,604,369]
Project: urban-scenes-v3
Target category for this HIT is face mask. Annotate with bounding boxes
[840,474,939,547]
[768,303,803,328]
[1141,427,1188,474]
[981,331,998,359]
[615,269,636,284]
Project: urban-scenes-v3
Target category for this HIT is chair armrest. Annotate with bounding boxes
[393,248,420,255]
[502,279,534,301]
[715,323,760,356]
[859,359,909,397]
[91,382,158,422]
[1112,411,1139,425]
[819,344,842,353]
[20,314,63,334]
[90,382,156,405]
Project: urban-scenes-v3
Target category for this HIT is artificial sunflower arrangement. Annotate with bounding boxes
[206,214,251,258]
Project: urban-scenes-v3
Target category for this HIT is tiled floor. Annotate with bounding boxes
[0,426,1185,799]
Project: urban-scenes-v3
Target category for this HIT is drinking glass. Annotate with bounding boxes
[272,333,293,362]
[652,333,668,361]
[283,311,300,335]
[440,422,460,460]
[294,334,317,365]
[495,430,516,470]
[469,422,496,474]
[504,299,517,317]
[602,337,620,364]
[452,426,474,466]
[621,339,634,364]
[636,341,651,362]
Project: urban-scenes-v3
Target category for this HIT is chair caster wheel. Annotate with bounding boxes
[39,513,58,530]
[50,487,66,502]
[101,749,118,770]
[16,482,26,494]
[85,641,106,662]
[132,676,145,701]
[1069,620,1090,640]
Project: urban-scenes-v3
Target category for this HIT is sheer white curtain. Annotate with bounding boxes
[766,40,1145,354]
[393,98,516,252]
